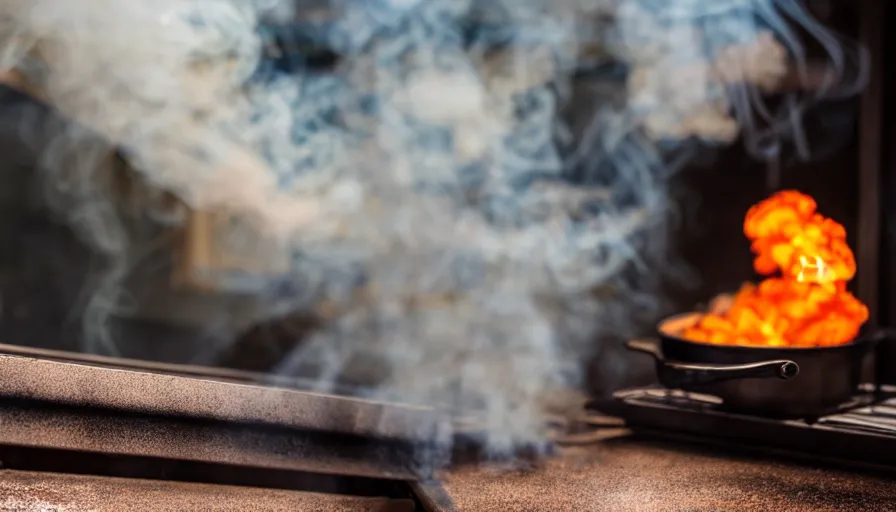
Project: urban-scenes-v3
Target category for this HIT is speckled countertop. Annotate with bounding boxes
[3,430,894,511]
[436,430,896,512]
[0,470,414,512]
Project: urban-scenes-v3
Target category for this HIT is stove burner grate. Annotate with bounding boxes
[585,386,896,471]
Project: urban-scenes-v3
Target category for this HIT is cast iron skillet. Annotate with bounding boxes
[627,312,889,419]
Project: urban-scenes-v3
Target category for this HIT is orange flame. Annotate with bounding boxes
[682,190,869,347]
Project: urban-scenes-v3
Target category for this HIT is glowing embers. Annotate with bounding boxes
[683,190,869,347]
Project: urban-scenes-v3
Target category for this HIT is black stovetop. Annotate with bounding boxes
[586,385,896,471]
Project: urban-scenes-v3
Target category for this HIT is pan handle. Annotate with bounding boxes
[625,338,800,389]
[626,339,664,359]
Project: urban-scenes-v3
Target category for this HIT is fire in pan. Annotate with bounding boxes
[628,190,890,419]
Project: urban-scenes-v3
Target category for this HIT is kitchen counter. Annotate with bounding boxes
[2,429,893,511]
[0,470,415,512]
[430,430,896,512]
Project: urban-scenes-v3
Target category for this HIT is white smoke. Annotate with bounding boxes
[0,0,866,455]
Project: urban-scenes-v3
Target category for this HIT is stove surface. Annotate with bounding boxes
[586,386,896,472]
[2,343,894,511]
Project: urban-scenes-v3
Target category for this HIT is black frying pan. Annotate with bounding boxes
[627,312,889,419]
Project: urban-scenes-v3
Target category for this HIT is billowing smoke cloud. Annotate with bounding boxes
[0,0,866,455]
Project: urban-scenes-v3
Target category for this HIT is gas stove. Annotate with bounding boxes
[585,384,896,472]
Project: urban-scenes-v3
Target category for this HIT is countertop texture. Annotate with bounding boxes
[0,470,415,512]
[1,429,894,511]
[434,430,896,512]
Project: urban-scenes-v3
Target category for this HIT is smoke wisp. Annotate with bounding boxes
[0,0,867,456]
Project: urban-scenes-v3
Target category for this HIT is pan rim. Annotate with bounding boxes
[657,311,877,353]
